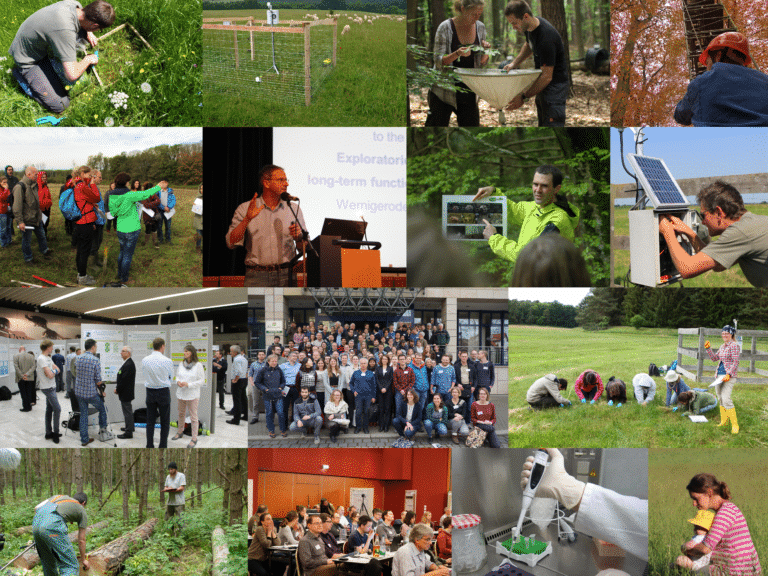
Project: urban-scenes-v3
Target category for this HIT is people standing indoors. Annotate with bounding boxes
[324,388,349,443]
[631,373,656,406]
[256,354,288,438]
[212,348,228,410]
[706,325,742,433]
[74,338,107,447]
[436,517,452,565]
[349,356,377,434]
[471,387,500,448]
[475,165,579,266]
[104,172,162,287]
[424,392,449,442]
[65,345,77,400]
[141,183,162,249]
[173,344,204,448]
[393,523,450,576]
[297,515,334,576]
[447,387,469,443]
[115,346,135,440]
[502,0,569,126]
[376,354,394,432]
[425,0,489,127]
[156,179,176,245]
[248,350,267,425]
[37,170,52,238]
[226,345,248,426]
[13,345,35,412]
[676,390,719,417]
[162,462,186,520]
[665,370,690,407]
[225,165,308,287]
[52,348,65,392]
[142,337,175,448]
[279,510,302,545]
[658,181,768,287]
[194,183,203,253]
[291,386,323,444]
[574,369,603,404]
[0,177,11,248]
[32,493,90,576]
[676,473,761,573]
[431,355,456,405]
[37,340,61,444]
[14,166,53,265]
[393,389,423,440]
[526,374,570,409]
[71,166,101,285]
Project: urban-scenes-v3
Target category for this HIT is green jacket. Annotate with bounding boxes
[488,198,580,263]
[683,391,718,416]
[109,185,161,233]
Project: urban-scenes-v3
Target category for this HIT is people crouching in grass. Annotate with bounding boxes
[606,376,628,406]
[526,374,570,409]
[675,390,718,417]
[574,369,603,404]
[676,473,761,573]
[106,172,163,286]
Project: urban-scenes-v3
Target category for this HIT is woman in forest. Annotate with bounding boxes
[173,344,204,447]
[425,0,490,127]
[676,473,761,574]
[705,325,741,434]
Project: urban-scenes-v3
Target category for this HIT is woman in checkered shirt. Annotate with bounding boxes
[705,325,741,434]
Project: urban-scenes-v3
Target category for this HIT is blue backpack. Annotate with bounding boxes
[59,187,81,221]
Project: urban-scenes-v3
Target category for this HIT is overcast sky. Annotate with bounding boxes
[508,288,590,307]
[1,128,202,170]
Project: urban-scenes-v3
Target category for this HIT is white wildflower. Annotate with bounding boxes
[140,82,151,93]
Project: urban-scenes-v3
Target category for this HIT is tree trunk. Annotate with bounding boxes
[157,450,165,507]
[73,450,84,494]
[121,450,130,522]
[227,450,245,526]
[212,526,230,576]
[429,0,445,53]
[573,0,583,58]
[540,0,573,93]
[82,518,159,576]
[612,1,647,126]
[195,450,202,508]
[14,521,108,571]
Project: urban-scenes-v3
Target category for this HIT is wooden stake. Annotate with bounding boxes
[332,19,337,66]
[304,23,311,106]
[127,22,155,52]
[234,29,239,69]
[249,17,255,61]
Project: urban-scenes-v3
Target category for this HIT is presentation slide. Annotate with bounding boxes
[127,329,168,387]
[82,327,124,381]
[274,127,407,268]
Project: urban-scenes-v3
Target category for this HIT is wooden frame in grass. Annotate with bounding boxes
[89,22,156,88]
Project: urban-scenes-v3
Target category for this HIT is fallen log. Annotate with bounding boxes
[212,526,230,576]
[80,518,158,576]
[14,521,108,570]
[14,525,33,536]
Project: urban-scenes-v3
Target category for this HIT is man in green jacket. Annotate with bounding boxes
[473,164,579,264]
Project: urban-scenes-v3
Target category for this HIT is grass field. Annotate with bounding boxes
[0,185,202,287]
[612,204,768,287]
[202,9,405,126]
[0,0,201,127]
[649,449,768,575]
[508,325,768,448]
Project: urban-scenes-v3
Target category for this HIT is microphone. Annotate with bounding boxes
[280,191,300,202]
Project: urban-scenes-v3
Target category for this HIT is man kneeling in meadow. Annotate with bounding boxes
[9,0,115,113]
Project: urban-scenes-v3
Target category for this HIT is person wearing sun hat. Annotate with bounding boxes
[705,324,741,434]
[674,31,768,126]
[664,369,690,408]
[675,509,715,571]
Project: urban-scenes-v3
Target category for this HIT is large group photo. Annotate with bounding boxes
[508,287,768,448]
[0,128,202,287]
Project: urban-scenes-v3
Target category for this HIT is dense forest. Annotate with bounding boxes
[0,449,246,576]
[611,0,768,126]
[203,0,406,12]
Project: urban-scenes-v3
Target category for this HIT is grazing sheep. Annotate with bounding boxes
[342,24,350,34]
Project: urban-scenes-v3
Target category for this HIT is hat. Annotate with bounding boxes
[688,509,716,531]
[722,325,736,336]
[699,32,752,67]
[664,370,680,383]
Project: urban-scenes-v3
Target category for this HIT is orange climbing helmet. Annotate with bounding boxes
[699,32,752,67]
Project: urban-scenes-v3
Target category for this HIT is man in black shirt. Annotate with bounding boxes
[212,349,228,409]
[115,346,136,439]
[503,0,569,126]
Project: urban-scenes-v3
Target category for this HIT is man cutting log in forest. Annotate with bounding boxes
[32,492,90,575]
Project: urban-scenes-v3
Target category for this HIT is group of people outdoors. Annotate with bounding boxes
[525,325,744,433]
[1,164,194,286]
[14,336,205,448]
[248,500,451,576]
[244,320,500,446]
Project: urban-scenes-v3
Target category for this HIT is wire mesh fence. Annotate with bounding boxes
[203,18,337,105]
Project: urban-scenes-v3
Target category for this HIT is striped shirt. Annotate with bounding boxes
[231,354,248,380]
[142,350,174,389]
[280,361,300,386]
[704,501,761,575]
[74,352,101,398]
[707,341,740,377]
[248,360,266,381]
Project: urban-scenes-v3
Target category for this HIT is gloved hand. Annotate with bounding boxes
[617,403,622,407]
[723,374,731,382]
[608,400,613,406]
[672,406,678,412]
[590,399,595,405]
[581,398,586,404]
[521,449,586,511]
[704,341,711,349]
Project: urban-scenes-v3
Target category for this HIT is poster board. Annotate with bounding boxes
[169,321,214,432]
[81,327,124,381]
[349,487,375,517]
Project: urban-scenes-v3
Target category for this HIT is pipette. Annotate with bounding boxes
[513,449,549,541]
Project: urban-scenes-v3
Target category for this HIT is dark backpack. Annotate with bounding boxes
[648,363,660,377]
[65,414,80,431]
[0,386,11,401]
[133,407,147,423]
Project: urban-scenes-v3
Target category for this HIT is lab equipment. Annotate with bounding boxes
[453,514,487,573]
[513,449,549,541]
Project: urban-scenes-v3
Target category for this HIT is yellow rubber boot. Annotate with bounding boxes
[728,408,739,434]
[717,405,729,427]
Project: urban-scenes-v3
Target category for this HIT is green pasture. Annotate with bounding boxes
[0,0,201,127]
[0,185,202,287]
[508,325,768,448]
[649,449,768,575]
[612,204,768,288]
[202,9,405,126]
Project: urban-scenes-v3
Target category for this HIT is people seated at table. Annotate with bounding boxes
[299,515,336,576]
[349,511,360,533]
[347,515,386,576]
[392,523,450,576]
[329,512,342,540]
[436,517,451,565]
[401,511,416,541]
[376,510,397,547]
[320,513,346,559]
[279,510,303,545]
[249,504,269,536]
[248,513,281,576]
[420,512,432,527]
[298,505,310,530]
[337,506,350,529]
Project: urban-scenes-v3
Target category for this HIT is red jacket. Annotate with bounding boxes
[0,187,9,215]
[74,177,100,225]
[37,172,52,211]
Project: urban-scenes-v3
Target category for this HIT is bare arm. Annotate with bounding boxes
[505,42,533,70]
[521,65,553,98]
[62,56,98,83]
[78,528,89,569]
[659,219,722,278]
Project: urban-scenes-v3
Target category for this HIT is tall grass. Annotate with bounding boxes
[649,449,768,575]
[507,325,768,448]
[202,9,405,126]
[0,0,201,126]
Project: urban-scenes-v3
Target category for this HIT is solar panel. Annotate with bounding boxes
[626,154,690,209]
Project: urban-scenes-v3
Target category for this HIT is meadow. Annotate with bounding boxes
[507,325,768,448]
[649,449,768,575]
[612,204,768,288]
[0,0,201,127]
[202,9,405,126]
[0,184,202,287]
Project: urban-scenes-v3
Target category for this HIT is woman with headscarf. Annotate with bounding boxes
[705,325,741,434]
